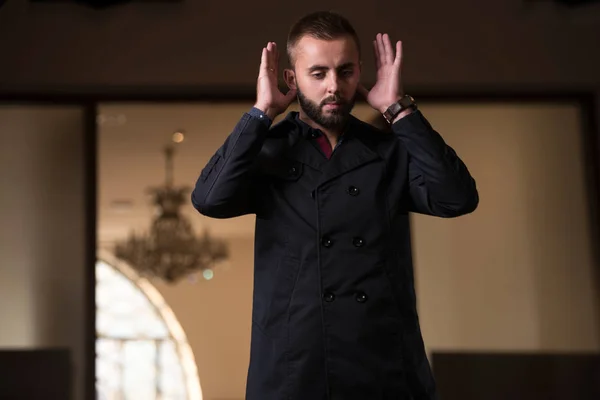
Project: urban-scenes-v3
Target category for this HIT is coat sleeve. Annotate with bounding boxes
[391,110,479,218]
[191,113,269,218]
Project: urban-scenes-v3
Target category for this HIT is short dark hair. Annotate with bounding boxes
[286,11,361,66]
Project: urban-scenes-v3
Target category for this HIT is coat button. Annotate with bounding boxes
[347,186,360,196]
[321,236,333,248]
[311,131,319,138]
[323,292,336,302]
[355,292,368,303]
[352,237,365,247]
[288,166,298,176]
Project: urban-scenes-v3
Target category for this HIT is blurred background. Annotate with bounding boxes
[1,0,600,399]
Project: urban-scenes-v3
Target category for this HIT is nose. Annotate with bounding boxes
[326,73,341,94]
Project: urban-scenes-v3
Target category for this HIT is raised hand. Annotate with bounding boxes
[357,33,404,114]
[254,42,297,120]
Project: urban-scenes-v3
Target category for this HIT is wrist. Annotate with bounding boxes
[378,96,403,115]
[380,94,417,124]
[390,108,414,124]
[254,103,278,121]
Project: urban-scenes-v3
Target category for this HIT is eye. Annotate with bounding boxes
[312,72,325,79]
[341,69,354,77]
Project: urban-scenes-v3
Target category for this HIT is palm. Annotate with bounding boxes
[257,67,283,108]
[358,34,404,114]
[256,42,296,117]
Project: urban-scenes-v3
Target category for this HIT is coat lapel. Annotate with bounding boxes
[317,131,380,187]
[276,112,327,172]
[280,112,381,186]
[286,136,328,172]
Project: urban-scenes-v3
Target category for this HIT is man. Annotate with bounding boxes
[192,11,478,400]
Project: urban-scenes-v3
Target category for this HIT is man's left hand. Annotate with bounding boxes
[358,33,404,115]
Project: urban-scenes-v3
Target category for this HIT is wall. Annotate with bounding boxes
[0,0,599,91]
[148,237,255,400]
[98,101,600,400]
[0,106,88,400]
[411,101,600,354]
[0,0,597,398]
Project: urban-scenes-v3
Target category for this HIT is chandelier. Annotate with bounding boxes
[114,140,229,283]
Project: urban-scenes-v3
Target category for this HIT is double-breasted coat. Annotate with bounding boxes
[191,107,478,400]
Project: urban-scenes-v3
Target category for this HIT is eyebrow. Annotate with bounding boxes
[307,62,356,72]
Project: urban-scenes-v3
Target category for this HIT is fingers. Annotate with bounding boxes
[395,40,403,68]
[382,33,394,64]
[267,42,277,73]
[376,34,386,67]
[284,87,298,104]
[260,42,278,76]
[357,83,369,99]
[374,33,400,66]
[373,39,381,70]
[273,42,279,73]
[267,42,275,73]
[260,47,269,75]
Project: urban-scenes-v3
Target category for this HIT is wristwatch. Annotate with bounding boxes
[382,95,417,124]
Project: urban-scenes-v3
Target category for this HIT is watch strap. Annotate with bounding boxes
[382,95,417,123]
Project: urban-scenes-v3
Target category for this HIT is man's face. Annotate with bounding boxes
[288,35,361,130]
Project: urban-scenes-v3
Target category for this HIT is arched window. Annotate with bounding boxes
[95,251,203,400]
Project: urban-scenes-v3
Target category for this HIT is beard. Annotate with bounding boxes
[297,87,356,131]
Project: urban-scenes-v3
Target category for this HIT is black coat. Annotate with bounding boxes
[192,109,478,400]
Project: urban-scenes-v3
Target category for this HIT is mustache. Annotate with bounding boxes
[321,95,346,106]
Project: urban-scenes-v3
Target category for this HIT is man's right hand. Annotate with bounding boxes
[254,42,297,121]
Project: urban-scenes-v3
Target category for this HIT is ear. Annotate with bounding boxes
[284,69,297,90]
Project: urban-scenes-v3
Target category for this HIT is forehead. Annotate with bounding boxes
[293,36,359,69]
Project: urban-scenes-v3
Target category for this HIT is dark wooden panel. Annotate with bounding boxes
[0,348,72,400]
[432,352,600,400]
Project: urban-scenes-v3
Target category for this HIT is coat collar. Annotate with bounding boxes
[281,112,327,171]
[282,112,381,188]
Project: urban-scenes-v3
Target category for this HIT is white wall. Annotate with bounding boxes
[0,105,88,400]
